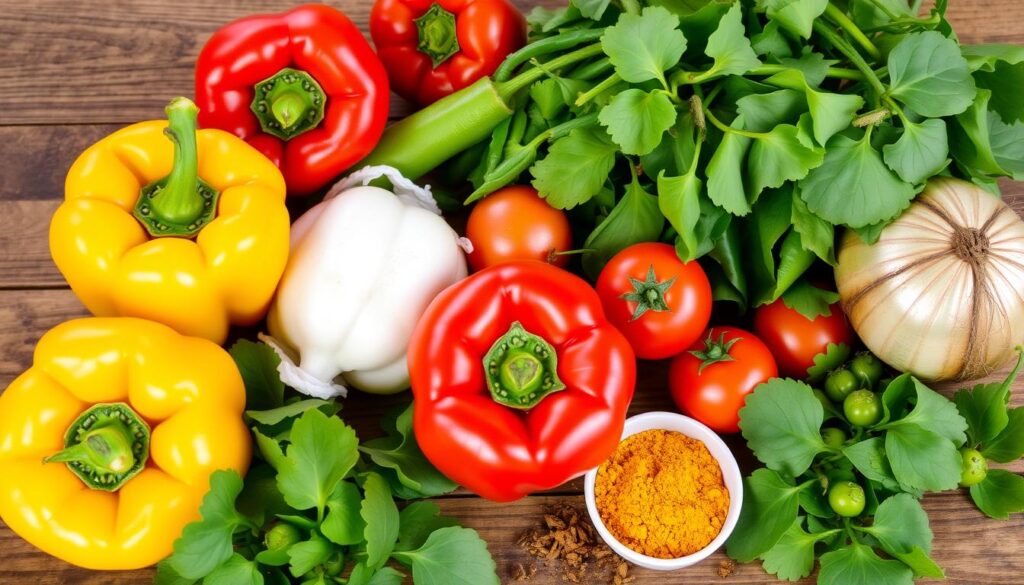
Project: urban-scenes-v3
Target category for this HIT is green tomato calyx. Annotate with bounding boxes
[620,264,677,321]
[689,331,741,374]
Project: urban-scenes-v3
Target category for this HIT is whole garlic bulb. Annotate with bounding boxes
[836,177,1024,381]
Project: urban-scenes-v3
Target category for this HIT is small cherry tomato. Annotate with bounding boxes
[821,427,847,449]
[959,448,988,487]
[753,296,854,379]
[466,186,572,271]
[597,242,712,360]
[825,368,860,403]
[844,390,882,427]
[669,327,778,433]
[829,481,866,517]
[849,352,884,390]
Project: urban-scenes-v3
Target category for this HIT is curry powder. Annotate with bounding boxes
[595,429,729,559]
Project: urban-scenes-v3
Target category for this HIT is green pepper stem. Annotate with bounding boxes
[415,3,461,67]
[150,98,202,226]
[43,403,150,492]
[484,322,566,410]
[272,91,308,130]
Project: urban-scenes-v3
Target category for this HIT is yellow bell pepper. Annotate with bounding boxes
[0,317,251,570]
[49,97,289,344]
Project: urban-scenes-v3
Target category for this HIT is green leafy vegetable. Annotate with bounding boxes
[166,470,249,580]
[740,378,828,478]
[601,6,686,86]
[882,118,950,184]
[277,409,359,517]
[726,468,804,562]
[817,542,914,585]
[970,469,1024,520]
[531,127,617,209]
[757,0,828,39]
[599,88,677,155]
[393,527,500,585]
[360,404,457,498]
[700,2,762,81]
[886,31,977,118]
[230,340,285,411]
[760,517,825,580]
[361,472,400,569]
[582,173,665,276]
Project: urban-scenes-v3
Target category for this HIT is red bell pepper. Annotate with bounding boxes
[370,0,526,105]
[195,4,390,196]
[408,262,636,502]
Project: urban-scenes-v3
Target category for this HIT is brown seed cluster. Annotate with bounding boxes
[514,504,634,584]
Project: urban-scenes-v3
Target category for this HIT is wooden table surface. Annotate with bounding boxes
[1,1,1022,583]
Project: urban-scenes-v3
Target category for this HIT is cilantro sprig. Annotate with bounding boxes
[155,342,498,585]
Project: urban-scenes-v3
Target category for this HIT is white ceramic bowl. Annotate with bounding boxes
[584,411,743,571]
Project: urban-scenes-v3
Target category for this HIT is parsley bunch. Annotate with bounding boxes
[155,341,499,585]
[455,0,1023,309]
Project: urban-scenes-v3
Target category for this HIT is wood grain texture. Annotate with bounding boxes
[1,0,1024,583]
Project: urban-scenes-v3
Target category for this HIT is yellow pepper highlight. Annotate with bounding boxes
[49,98,289,344]
[0,318,251,570]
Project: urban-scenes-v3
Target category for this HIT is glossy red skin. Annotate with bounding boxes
[370,0,526,105]
[596,242,712,360]
[753,298,854,379]
[466,186,572,271]
[195,4,390,195]
[669,327,778,434]
[408,262,636,502]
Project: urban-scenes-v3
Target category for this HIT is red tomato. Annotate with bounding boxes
[466,186,572,271]
[670,327,778,433]
[596,242,712,360]
[753,297,854,379]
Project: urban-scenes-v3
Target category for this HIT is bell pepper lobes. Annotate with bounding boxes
[0,318,250,570]
[49,97,289,345]
[195,4,390,195]
[370,0,526,105]
[408,261,636,502]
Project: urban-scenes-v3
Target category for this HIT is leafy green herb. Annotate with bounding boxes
[726,468,805,562]
[531,127,616,209]
[757,0,827,39]
[581,172,664,276]
[599,89,677,155]
[361,472,400,569]
[601,6,686,87]
[230,340,285,411]
[739,378,828,476]
[360,404,458,498]
[761,517,832,580]
[165,470,251,580]
[277,408,359,518]
[886,31,976,118]
[393,527,500,585]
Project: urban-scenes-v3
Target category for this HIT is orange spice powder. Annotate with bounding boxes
[594,429,729,559]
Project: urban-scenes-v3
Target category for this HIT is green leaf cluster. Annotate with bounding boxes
[157,347,496,585]
[447,0,1019,306]
[728,352,975,584]
[953,350,1024,519]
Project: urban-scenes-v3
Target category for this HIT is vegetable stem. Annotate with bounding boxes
[497,43,605,99]
[748,64,866,81]
[493,29,606,82]
[813,21,888,99]
[704,106,763,140]
[575,72,622,107]
[619,0,641,15]
[863,0,901,21]
[824,3,881,60]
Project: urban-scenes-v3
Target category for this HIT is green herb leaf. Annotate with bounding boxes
[790,188,835,264]
[361,472,400,569]
[532,127,617,209]
[321,480,365,546]
[230,340,284,411]
[806,342,851,381]
[707,117,754,215]
[167,470,247,580]
[889,547,946,579]
[885,424,963,492]
[397,501,461,552]
[887,31,977,117]
[277,409,359,517]
[582,175,665,277]
[740,378,828,476]
[850,0,914,29]
[601,6,687,86]
[703,2,762,79]
[204,554,264,585]
[155,561,195,585]
[745,188,816,305]
[766,69,864,146]
[799,130,916,228]
[984,408,1024,463]
[757,0,828,39]
[253,428,287,470]
[779,50,836,87]
[882,118,950,184]
[969,469,1024,519]
[527,6,582,33]
[862,494,933,556]
[760,517,823,581]
[247,399,335,426]
[599,89,677,155]
[780,279,839,319]
[736,89,806,133]
[961,43,1024,124]
[842,437,903,494]
[818,542,914,585]
[287,536,334,578]
[950,89,1008,176]
[954,382,1011,448]
[726,469,803,562]
[886,377,968,445]
[393,527,499,585]
[360,403,457,498]
[747,123,825,199]
[571,0,611,20]
[988,110,1024,179]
